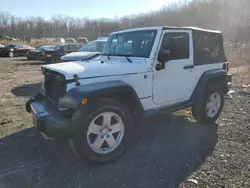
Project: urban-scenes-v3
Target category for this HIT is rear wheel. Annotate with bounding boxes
[69,98,133,162]
[192,85,224,124]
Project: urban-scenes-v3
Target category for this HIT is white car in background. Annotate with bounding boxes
[53,37,65,44]
[60,39,107,62]
[76,37,88,44]
[65,37,76,43]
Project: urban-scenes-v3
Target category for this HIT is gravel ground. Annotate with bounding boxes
[0,57,249,188]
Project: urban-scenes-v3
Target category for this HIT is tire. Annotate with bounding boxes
[69,98,133,162]
[8,51,14,58]
[192,85,224,124]
[51,56,56,63]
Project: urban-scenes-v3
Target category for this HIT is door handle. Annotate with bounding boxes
[183,65,194,69]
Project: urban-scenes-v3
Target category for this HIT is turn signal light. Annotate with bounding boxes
[81,98,88,104]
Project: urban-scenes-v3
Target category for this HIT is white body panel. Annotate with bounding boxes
[152,30,194,105]
[151,30,225,105]
[67,72,153,101]
[42,57,151,80]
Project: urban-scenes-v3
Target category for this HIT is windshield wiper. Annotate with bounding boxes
[124,56,132,62]
[102,53,111,60]
[115,54,132,62]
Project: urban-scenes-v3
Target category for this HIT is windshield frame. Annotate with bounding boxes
[102,29,157,58]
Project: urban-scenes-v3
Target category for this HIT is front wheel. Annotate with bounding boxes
[8,51,14,58]
[69,98,133,162]
[192,85,224,124]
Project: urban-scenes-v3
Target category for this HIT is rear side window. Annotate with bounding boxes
[193,31,226,65]
[161,33,189,60]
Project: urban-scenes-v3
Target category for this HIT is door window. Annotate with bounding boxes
[161,33,189,60]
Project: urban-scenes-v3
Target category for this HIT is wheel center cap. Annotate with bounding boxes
[101,128,109,134]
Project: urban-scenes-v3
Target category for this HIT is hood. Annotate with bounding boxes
[44,49,56,53]
[60,51,100,61]
[29,50,42,54]
[42,58,149,80]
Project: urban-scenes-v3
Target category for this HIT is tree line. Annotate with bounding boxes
[0,0,250,42]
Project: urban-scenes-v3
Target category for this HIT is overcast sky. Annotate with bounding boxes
[0,0,180,19]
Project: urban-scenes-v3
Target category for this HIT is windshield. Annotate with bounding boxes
[54,45,64,51]
[102,30,157,58]
[79,40,106,52]
[37,46,54,51]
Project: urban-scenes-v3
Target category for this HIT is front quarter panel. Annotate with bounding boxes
[60,80,144,110]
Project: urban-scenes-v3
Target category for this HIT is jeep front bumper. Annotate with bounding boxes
[26,94,79,139]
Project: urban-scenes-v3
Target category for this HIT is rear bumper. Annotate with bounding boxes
[26,94,78,139]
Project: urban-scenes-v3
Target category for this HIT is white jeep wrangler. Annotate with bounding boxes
[26,26,232,162]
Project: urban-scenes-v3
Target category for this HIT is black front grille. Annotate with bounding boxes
[43,69,66,105]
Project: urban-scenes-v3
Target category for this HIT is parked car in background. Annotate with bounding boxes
[0,35,18,41]
[0,44,35,57]
[53,37,65,44]
[97,37,108,40]
[60,39,107,62]
[40,43,83,63]
[26,45,55,60]
[76,37,89,44]
[65,38,76,43]
[0,44,4,47]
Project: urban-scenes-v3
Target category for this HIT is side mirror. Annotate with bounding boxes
[156,50,171,71]
[158,49,171,63]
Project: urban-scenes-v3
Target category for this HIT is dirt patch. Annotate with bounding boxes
[0,57,249,187]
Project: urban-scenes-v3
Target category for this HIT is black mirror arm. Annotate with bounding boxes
[156,62,165,71]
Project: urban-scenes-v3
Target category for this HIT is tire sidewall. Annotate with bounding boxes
[72,98,133,162]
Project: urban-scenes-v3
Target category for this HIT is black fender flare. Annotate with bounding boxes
[59,80,144,114]
[190,69,227,112]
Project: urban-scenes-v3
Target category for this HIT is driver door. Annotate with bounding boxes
[153,30,195,105]
[14,44,23,56]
